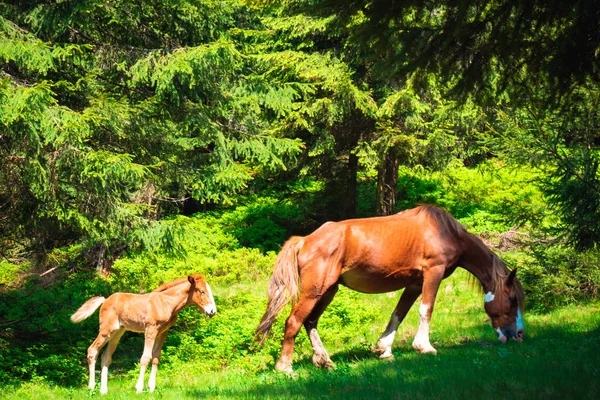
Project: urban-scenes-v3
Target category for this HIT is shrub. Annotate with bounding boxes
[504,246,600,311]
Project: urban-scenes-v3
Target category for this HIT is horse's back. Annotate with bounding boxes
[297,207,464,293]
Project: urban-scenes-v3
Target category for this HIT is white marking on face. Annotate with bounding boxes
[496,327,507,343]
[516,308,524,331]
[484,292,495,303]
[204,283,217,316]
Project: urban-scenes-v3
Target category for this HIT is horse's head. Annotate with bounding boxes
[484,268,524,343]
[188,274,217,318]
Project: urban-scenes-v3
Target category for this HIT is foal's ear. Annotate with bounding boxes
[188,275,196,285]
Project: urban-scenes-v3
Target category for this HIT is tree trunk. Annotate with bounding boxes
[342,152,358,219]
[376,149,399,216]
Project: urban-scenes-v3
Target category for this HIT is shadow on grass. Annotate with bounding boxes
[183,325,600,400]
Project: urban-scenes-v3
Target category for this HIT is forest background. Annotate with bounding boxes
[1,0,599,398]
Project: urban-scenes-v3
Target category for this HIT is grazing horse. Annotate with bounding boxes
[71,274,216,394]
[256,205,525,372]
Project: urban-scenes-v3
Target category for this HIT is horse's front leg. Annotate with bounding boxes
[374,284,422,359]
[136,327,158,393]
[412,266,445,354]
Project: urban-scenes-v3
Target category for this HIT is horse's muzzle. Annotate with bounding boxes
[205,308,217,318]
[498,327,524,343]
[513,329,524,342]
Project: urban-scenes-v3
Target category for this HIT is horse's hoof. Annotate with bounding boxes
[414,345,437,355]
[379,352,394,360]
[275,361,293,373]
[313,353,334,370]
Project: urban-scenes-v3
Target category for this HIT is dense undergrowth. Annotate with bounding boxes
[1,164,599,395]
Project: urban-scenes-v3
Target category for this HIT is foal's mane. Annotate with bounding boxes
[411,205,525,312]
[153,277,191,293]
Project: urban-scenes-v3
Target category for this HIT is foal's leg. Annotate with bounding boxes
[136,327,158,393]
[412,266,445,354]
[148,330,169,393]
[99,328,125,395]
[304,284,339,369]
[86,330,113,390]
[374,284,422,359]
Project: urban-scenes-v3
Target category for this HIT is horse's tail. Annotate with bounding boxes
[255,236,304,344]
[70,296,106,323]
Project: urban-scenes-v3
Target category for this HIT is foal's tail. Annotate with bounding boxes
[70,296,106,323]
[255,236,304,344]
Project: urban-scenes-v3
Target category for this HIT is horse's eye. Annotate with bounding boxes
[200,290,205,295]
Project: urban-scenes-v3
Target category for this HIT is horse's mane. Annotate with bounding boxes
[489,253,526,313]
[407,204,465,239]
[408,204,525,312]
[153,277,190,293]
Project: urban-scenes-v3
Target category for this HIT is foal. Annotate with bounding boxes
[71,274,216,394]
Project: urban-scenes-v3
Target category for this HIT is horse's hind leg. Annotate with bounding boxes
[275,265,340,373]
[148,330,168,393]
[304,284,339,369]
[374,284,422,359]
[275,295,320,373]
[99,328,125,395]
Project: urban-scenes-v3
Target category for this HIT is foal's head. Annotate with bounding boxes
[483,268,524,343]
[187,274,217,318]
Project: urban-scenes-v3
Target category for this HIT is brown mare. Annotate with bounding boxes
[71,274,216,394]
[256,205,525,372]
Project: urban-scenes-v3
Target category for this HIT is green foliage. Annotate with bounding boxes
[391,162,547,234]
[218,195,308,252]
[506,246,600,311]
[104,213,276,291]
[490,84,600,249]
[0,0,304,260]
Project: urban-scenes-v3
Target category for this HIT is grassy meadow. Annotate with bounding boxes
[3,269,599,399]
[2,169,599,399]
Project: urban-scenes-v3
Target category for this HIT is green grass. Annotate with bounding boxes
[2,271,599,399]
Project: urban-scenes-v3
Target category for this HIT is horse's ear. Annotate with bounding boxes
[188,275,196,285]
[506,268,517,288]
